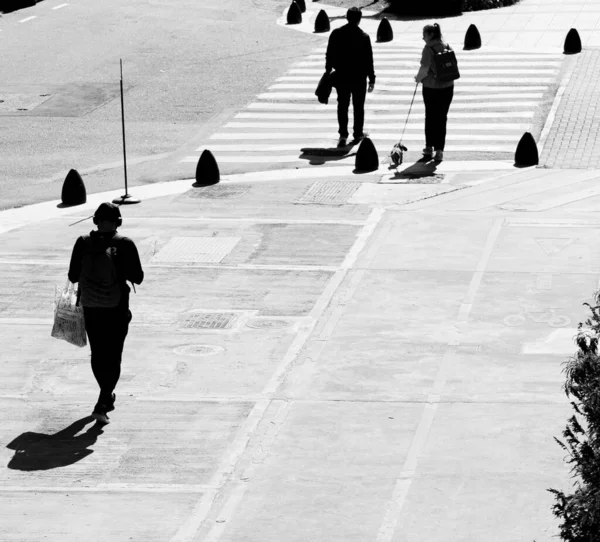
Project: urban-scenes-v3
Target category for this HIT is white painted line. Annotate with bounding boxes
[18,16,37,23]
[288,72,556,83]
[275,80,548,96]
[52,3,69,9]
[294,62,559,73]
[278,77,551,90]
[236,111,536,120]
[247,101,539,110]
[270,85,545,99]
[209,132,520,141]
[258,92,543,102]
[304,56,563,66]
[223,122,530,131]
[312,49,563,59]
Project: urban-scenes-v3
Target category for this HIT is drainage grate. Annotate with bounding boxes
[180,312,238,330]
[0,93,53,112]
[151,237,240,263]
[295,180,360,205]
[187,185,251,199]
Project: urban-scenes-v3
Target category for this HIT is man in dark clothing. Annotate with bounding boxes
[325,7,376,147]
[68,202,144,424]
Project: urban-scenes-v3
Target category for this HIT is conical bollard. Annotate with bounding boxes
[61,169,87,205]
[355,137,379,172]
[564,28,582,54]
[295,0,306,13]
[377,18,393,43]
[514,132,539,167]
[287,1,302,24]
[195,150,220,186]
[464,24,481,50]
[314,9,330,33]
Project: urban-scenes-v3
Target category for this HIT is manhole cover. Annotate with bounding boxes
[187,185,250,199]
[152,236,240,263]
[295,180,359,205]
[174,344,225,356]
[0,93,53,112]
[246,319,291,329]
[180,312,238,330]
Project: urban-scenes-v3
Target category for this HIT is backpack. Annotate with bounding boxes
[78,234,123,308]
[429,45,460,82]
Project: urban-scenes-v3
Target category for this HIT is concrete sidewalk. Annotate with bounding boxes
[1,164,597,541]
[3,0,600,539]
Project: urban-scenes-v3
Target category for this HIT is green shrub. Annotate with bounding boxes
[548,293,600,541]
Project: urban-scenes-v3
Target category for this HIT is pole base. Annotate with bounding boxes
[112,193,141,205]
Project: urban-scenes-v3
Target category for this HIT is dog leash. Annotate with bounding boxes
[399,82,419,148]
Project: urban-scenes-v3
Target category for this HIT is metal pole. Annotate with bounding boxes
[120,59,128,195]
[113,59,140,204]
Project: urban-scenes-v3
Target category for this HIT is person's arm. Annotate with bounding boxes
[325,30,336,74]
[67,237,84,284]
[366,35,375,88]
[121,238,144,285]
[415,46,432,83]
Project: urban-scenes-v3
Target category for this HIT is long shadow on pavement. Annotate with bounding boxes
[6,415,104,471]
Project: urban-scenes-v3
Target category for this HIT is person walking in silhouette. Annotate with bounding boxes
[68,203,144,424]
[415,23,455,162]
[325,7,375,147]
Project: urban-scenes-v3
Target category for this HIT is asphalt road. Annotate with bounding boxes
[0,0,320,210]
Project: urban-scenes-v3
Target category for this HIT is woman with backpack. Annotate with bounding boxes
[414,23,456,162]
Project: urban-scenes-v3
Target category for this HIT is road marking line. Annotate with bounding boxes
[375,218,503,542]
[236,112,536,119]
[209,132,520,141]
[19,16,37,23]
[224,122,531,131]
[52,3,69,9]
[247,101,540,110]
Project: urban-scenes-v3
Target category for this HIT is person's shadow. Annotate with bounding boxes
[6,416,104,471]
[299,140,360,165]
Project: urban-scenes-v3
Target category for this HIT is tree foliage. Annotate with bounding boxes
[548,293,600,541]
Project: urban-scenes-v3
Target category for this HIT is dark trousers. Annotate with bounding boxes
[422,85,454,151]
[336,78,367,139]
[83,305,132,403]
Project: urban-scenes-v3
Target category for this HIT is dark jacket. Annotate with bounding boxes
[325,23,375,84]
[68,230,144,308]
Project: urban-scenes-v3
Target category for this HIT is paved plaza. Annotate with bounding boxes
[1,0,600,540]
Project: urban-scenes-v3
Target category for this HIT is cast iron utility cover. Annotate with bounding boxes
[295,180,360,205]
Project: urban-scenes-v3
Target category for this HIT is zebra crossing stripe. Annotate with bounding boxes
[224,122,530,131]
[249,101,538,110]
[209,133,519,141]
[262,91,544,100]
[235,112,535,119]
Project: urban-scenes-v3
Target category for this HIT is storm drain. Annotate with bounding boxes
[0,93,53,112]
[180,312,239,330]
[187,185,251,199]
[295,180,360,205]
[151,237,240,263]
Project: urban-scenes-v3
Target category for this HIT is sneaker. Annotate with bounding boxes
[423,146,433,157]
[434,150,444,161]
[352,132,367,142]
[337,136,348,148]
[92,408,110,425]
